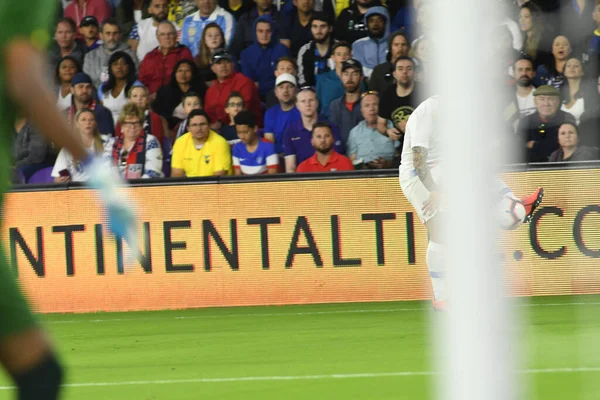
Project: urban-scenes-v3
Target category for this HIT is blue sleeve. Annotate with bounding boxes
[331,124,345,155]
[98,85,105,101]
[533,65,549,87]
[240,50,256,81]
[264,108,275,133]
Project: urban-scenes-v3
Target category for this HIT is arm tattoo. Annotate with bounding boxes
[412,146,436,191]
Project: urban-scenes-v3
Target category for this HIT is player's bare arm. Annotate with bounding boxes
[413,146,436,191]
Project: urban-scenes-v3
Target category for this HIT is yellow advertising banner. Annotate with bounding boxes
[3,169,600,313]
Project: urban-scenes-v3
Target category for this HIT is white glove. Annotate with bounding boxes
[84,156,141,264]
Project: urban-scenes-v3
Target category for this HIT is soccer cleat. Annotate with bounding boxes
[432,299,447,312]
[520,187,544,223]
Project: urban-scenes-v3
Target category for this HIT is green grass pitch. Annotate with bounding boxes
[1,296,599,399]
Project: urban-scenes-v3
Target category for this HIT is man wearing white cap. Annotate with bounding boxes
[264,73,302,161]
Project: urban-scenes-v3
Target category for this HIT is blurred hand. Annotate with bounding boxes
[386,127,401,141]
[398,120,407,133]
[527,140,535,149]
[367,157,392,169]
[54,176,70,183]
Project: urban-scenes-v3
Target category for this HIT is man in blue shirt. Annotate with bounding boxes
[264,73,301,156]
[283,87,344,172]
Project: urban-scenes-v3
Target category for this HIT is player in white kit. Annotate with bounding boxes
[399,96,544,311]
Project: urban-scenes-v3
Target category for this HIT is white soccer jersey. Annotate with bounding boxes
[399,95,442,181]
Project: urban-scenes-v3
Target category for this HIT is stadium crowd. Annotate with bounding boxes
[13,0,600,183]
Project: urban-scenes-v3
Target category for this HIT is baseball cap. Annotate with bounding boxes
[341,59,363,74]
[80,16,99,28]
[533,85,560,97]
[275,73,297,87]
[71,72,93,86]
[212,50,234,64]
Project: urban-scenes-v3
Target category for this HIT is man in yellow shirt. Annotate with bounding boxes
[171,109,232,176]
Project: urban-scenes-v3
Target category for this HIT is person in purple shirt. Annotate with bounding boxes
[283,87,344,172]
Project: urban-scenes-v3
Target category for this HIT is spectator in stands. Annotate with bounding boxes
[518,85,577,163]
[129,0,175,62]
[56,56,82,111]
[588,2,600,62]
[518,3,551,68]
[49,18,86,71]
[369,31,410,96]
[205,50,261,128]
[377,56,421,141]
[352,6,390,78]
[232,110,278,174]
[116,84,169,143]
[409,36,428,82]
[334,0,380,45]
[329,59,365,145]
[171,109,232,176]
[560,0,596,59]
[560,57,597,125]
[230,0,281,57]
[84,18,138,88]
[548,122,599,161]
[296,121,353,172]
[347,91,397,168]
[578,75,600,146]
[80,16,101,52]
[116,0,151,38]
[218,0,253,20]
[534,35,571,88]
[297,12,335,87]
[195,23,228,84]
[139,21,194,95]
[68,72,115,135]
[167,0,198,28]
[181,0,236,57]
[153,59,208,128]
[103,103,165,178]
[265,56,297,109]
[52,108,104,182]
[514,56,537,117]
[264,73,301,158]
[64,0,112,36]
[316,41,353,119]
[280,0,315,57]
[284,88,344,172]
[174,91,203,138]
[240,15,290,99]
[98,52,140,126]
[220,92,245,143]
[14,118,58,182]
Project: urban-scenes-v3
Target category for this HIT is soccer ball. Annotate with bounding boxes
[498,196,526,230]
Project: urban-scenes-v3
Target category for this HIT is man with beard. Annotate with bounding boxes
[352,6,390,78]
[84,18,139,88]
[334,0,381,44]
[284,88,344,172]
[296,122,354,172]
[377,56,422,142]
[229,0,281,58]
[139,21,194,95]
[264,73,301,162]
[297,11,335,87]
[67,73,115,135]
[129,0,179,61]
[368,31,410,95]
[514,56,537,117]
[328,59,365,145]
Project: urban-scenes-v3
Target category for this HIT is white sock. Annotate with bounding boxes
[427,241,446,301]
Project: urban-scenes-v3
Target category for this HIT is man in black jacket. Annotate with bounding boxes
[517,85,576,163]
[334,0,382,44]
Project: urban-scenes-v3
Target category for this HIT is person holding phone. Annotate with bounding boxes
[51,108,105,182]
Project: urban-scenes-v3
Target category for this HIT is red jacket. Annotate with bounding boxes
[139,45,193,94]
[204,72,262,127]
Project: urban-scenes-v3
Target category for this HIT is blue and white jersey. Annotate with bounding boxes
[180,7,235,57]
[232,139,278,175]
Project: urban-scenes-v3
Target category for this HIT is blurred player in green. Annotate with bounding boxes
[0,3,139,399]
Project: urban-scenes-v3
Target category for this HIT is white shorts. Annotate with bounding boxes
[399,169,439,224]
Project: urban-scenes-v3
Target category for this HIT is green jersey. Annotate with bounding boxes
[0,2,57,338]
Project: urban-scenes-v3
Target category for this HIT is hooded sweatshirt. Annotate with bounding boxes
[334,0,382,44]
[240,15,291,97]
[83,42,139,88]
[351,6,390,78]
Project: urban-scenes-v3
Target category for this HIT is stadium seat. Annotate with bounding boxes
[27,167,54,184]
